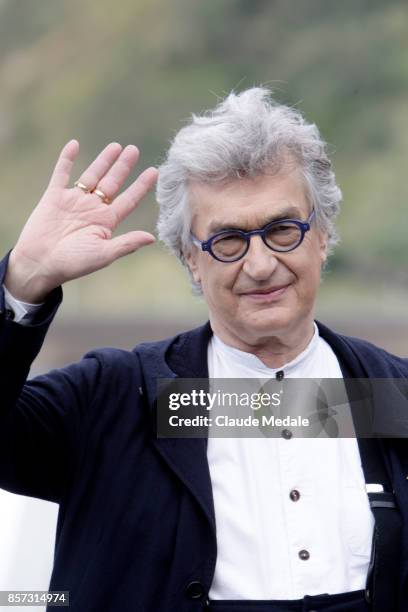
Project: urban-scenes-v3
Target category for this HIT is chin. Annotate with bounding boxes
[249,304,292,324]
[243,311,292,338]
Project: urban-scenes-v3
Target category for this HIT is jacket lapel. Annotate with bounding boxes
[140,322,216,529]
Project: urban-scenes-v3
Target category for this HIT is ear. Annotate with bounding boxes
[184,247,201,285]
[318,231,328,266]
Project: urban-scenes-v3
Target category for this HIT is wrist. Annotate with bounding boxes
[4,249,55,303]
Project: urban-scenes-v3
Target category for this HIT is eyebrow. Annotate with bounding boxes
[207,205,304,234]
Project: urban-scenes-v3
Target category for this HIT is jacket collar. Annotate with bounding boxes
[162,319,361,377]
[165,320,212,378]
[164,319,368,378]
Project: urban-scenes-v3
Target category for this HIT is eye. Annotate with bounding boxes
[265,222,301,248]
[211,232,246,258]
[269,223,294,233]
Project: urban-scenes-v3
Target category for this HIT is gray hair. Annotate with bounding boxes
[156,87,342,289]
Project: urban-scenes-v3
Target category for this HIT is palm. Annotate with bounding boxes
[27,186,117,280]
[11,140,158,291]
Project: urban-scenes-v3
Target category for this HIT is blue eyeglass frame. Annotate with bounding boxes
[190,208,316,262]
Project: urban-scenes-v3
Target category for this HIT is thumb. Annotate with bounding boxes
[103,230,156,262]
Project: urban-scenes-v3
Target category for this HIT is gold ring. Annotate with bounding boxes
[74,180,91,193]
[92,188,111,204]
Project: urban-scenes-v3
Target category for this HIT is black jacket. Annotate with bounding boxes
[1,251,408,611]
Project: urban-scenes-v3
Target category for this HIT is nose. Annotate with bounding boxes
[241,235,279,281]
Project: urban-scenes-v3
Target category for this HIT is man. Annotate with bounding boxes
[1,87,407,612]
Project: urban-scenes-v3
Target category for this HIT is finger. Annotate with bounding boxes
[48,140,80,189]
[103,230,156,262]
[75,142,123,192]
[93,145,140,202]
[110,167,159,224]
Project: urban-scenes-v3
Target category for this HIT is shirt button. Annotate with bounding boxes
[298,549,310,560]
[289,489,300,501]
[5,308,15,320]
[276,370,284,381]
[281,428,292,439]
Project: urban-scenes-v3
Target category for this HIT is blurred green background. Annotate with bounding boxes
[1,0,407,364]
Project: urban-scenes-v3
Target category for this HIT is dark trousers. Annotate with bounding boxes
[208,589,370,611]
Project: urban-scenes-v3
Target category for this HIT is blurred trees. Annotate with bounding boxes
[0,0,407,314]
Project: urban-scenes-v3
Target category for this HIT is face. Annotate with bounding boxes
[185,168,328,350]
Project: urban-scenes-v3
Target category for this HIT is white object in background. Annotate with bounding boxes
[0,489,58,612]
[0,364,59,612]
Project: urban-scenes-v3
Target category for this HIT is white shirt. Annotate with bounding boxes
[207,326,375,600]
[3,285,44,324]
[4,289,374,599]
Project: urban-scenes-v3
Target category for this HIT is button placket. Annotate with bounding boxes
[278,430,308,588]
[278,434,316,594]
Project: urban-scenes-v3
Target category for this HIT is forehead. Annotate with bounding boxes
[188,169,309,233]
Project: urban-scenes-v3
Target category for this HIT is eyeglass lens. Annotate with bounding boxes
[211,221,303,261]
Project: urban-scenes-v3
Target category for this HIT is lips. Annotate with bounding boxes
[239,284,291,302]
[242,284,289,294]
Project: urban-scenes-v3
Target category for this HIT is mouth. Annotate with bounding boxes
[239,284,291,302]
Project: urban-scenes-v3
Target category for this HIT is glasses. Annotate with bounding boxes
[190,209,316,263]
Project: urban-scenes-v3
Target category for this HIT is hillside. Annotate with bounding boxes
[0,0,407,317]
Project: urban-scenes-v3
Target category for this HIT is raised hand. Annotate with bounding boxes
[4,141,158,303]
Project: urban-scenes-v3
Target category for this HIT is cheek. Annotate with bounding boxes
[288,256,321,296]
[202,266,240,301]
[299,265,321,298]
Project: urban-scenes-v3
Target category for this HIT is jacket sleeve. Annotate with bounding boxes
[0,251,102,503]
[3,283,45,324]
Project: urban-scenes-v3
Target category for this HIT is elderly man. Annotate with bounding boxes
[0,88,407,612]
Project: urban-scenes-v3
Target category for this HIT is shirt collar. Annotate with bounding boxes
[211,322,320,375]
